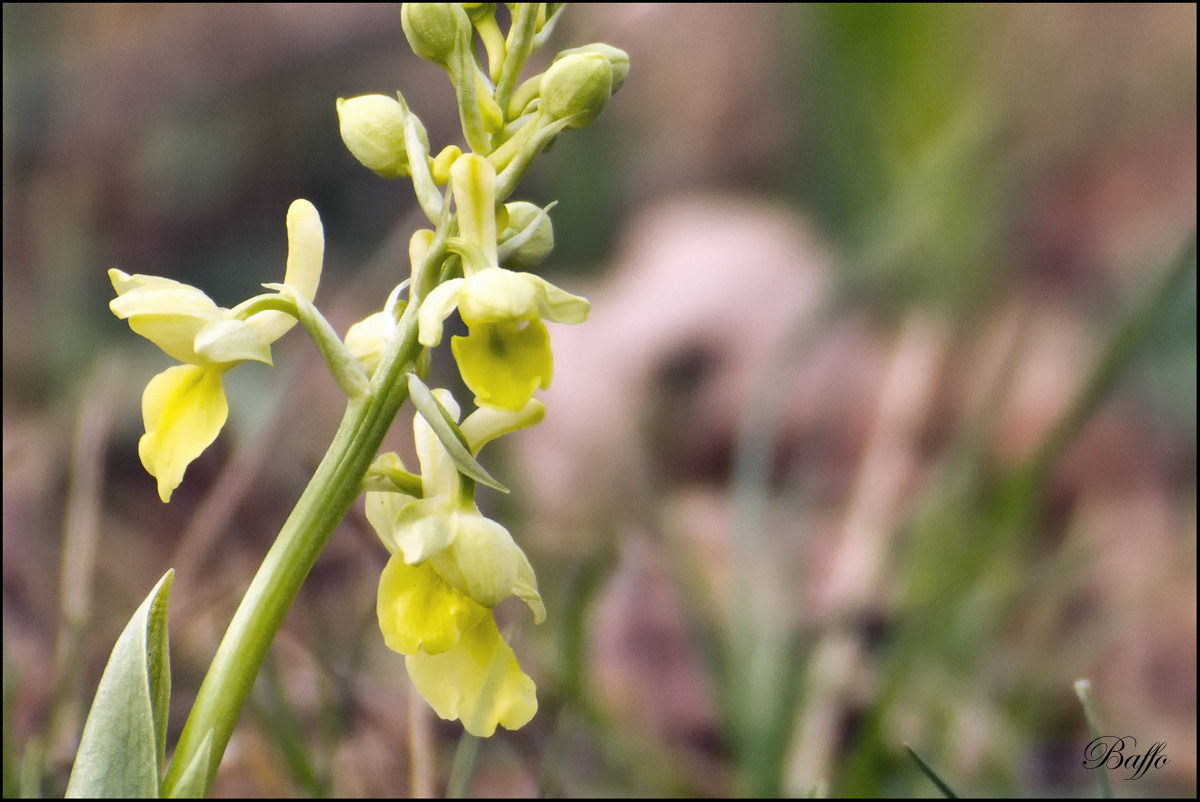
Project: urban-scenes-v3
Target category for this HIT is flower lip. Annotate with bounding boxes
[404,613,537,737]
[452,320,552,411]
[138,364,230,502]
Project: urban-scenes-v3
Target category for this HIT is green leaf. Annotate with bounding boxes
[406,373,509,492]
[165,730,212,799]
[66,570,174,799]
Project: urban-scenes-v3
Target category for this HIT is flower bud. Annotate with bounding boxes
[539,52,613,129]
[499,202,554,270]
[410,228,435,273]
[337,95,410,179]
[345,311,390,376]
[401,3,467,66]
[553,44,630,94]
[431,144,462,185]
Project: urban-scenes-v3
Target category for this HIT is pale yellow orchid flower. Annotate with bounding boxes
[109,200,323,502]
[367,389,545,736]
[417,154,588,411]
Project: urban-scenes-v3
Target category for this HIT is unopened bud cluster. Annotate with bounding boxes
[338,3,629,199]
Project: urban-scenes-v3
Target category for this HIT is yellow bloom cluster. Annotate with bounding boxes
[103,3,628,748]
[357,162,586,735]
[368,390,545,736]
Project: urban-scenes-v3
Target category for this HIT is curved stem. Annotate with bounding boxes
[161,221,452,797]
[160,318,417,796]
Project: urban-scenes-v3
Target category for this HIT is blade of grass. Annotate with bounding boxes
[445,732,480,799]
[1073,679,1112,799]
[1025,231,1196,490]
[789,313,945,793]
[903,743,959,798]
[248,654,323,796]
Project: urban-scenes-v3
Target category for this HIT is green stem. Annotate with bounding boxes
[493,3,538,118]
[445,733,480,798]
[161,223,451,798]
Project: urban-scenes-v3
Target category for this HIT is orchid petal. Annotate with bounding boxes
[247,199,324,343]
[418,278,466,346]
[455,268,539,324]
[109,269,224,364]
[431,511,544,618]
[194,318,273,365]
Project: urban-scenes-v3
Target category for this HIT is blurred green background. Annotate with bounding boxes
[3,4,1195,797]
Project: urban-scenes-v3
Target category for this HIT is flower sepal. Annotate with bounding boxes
[460,398,545,453]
